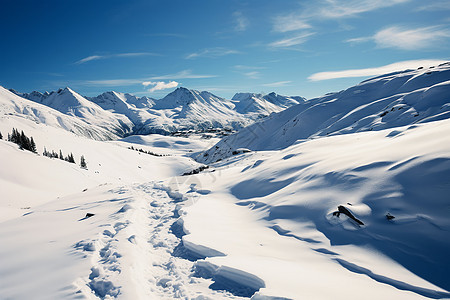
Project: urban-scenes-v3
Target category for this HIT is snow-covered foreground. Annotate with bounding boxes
[1,116,449,299]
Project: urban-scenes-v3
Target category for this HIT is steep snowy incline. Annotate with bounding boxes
[175,118,450,299]
[27,87,134,136]
[0,86,117,140]
[200,62,450,163]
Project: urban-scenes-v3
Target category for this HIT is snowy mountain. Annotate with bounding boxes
[231,92,304,115]
[0,87,118,140]
[200,62,450,163]
[14,86,302,137]
[14,87,134,136]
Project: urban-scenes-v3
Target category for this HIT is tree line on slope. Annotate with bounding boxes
[1,128,87,169]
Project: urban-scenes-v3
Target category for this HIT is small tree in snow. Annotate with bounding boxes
[80,155,87,169]
[0,131,2,140]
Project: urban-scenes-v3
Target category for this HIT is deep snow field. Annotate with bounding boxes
[1,64,450,299]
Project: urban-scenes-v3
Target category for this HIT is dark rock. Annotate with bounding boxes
[334,205,364,225]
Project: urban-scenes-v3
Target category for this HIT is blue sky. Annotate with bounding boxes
[0,0,449,99]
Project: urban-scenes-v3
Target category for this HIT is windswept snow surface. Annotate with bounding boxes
[179,119,450,299]
[200,62,450,163]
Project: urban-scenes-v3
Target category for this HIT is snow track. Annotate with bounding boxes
[74,183,243,299]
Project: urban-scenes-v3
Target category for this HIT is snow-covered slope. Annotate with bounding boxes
[200,62,450,163]
[17,87,134,136]
[0,86,117,140]
[175,118,450,299]
[231,92,303,115]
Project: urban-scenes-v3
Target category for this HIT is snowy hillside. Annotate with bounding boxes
[231,92,304,115]
[14,87,134,136]
[200,62,450,163]
[0,87,117,140]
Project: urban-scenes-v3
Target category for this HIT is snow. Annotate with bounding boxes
[15,86,301,137]
[200,62,450,163]
[1,62,450,299]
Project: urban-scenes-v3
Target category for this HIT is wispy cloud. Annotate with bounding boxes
[243,71,261,79]
[374,26,450,50]
[185,47,240,59]
[233,65,265,70]
[308,59,447,81]
[80,70,216,87]
[316,0,410,19]
[269,32,315,48]
[273,14,311,32]
[151,70,217,80]
[233,11,249,32]
[416,1,450,11]
[142,81,179,92]
[262,81,292,87]
[75,52,159,64]
[347,25,450,50]
[76,55,103,64]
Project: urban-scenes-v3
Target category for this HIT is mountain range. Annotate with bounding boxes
[7,86,304,138]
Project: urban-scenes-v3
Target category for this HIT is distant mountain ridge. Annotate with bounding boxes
[199,62,450,163]
[9,86,303,137]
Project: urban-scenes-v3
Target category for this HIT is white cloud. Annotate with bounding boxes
[269,32,315,48]
[185,48,240,59]
[76,55,103,64]
[345,36,373,44]
[75,52,158,64]
[142,81,179,92]
[233,11,249,32]
[80,70,216,87]
[308,59,448,81]
[317,0,409,19]
[233,65,265,70]
[346,26,450,50]
[416,1,450,11]
[373,26,450,50]
[151,70,217,79]
[243,71,261,79]
[273,14,311,32]
[262,81,292,87]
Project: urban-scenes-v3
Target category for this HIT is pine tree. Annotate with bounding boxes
[80,155,87,169]
[30,137,37,153]
[0,131,2,140]
[59,150,64,160]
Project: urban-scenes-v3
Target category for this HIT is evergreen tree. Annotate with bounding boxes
[80,155,87,169]
[59,150,64,160]
[30,137,37,153]
[0,130,2,140]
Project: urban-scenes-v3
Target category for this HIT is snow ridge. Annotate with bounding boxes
[200,62,450,163]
